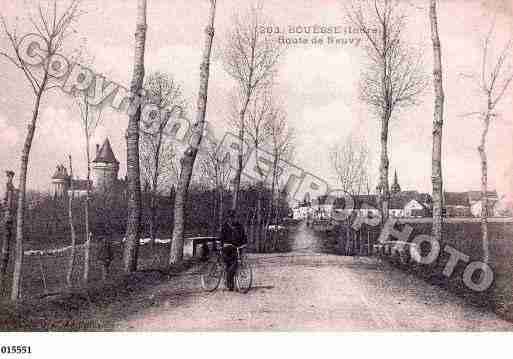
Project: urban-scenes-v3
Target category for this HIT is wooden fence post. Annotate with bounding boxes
[0,171,15,292]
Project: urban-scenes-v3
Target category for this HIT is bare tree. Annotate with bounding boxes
[0,0,82,301]
[265,103,294,225]
[265,106,294,252]
[330,135,371,255]
[66,155,77,287]
[124,0,147,273]
[199,140,232,233]
[463,19,513,263]
[330,136,371,197]
[170,0,217,265]
[346,0,427,223]
[429,0,445,250]
[140,71,185,244]
[246,91,274,251]
[68,71,104,283]
[222,3,282,212]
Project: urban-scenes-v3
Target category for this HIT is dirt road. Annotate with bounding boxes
[113,223,513,331]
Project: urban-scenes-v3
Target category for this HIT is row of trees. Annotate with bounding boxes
[333,0,512,263]
[0,0,295,301]
[133,2,294,260]
[9,184,284,249]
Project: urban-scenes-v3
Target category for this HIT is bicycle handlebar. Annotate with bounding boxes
[215,243,247,256]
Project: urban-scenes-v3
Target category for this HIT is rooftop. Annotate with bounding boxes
[92,138,119,164]
[467,190,498,202]
[51,164,69,180]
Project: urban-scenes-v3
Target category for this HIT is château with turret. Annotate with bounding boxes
[51,138,124,198]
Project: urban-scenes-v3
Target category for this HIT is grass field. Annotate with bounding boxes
[0,238,196,299]
[400,220,513,319]
[310,217,513,321]
[0,219,300,300]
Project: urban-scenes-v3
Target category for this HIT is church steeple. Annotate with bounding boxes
[391,170,401,195]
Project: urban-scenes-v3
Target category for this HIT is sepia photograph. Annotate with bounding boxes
[1,0,513,355]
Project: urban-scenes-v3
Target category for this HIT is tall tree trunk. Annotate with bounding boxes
[379,115,390,223]
[0,171,15,291]
[150,194,157,244]
[274,196,280,225]
[232,97,250,211]
[11,78,47,301]
[170,0,217,265]
[150,131,163,246]
[209,188,216,234]
[479,112,491,263]
[83,130,91,283]
[66,156,77,287]
[430,0,445,245]
[256,184,263,252]
[149,168,159,246]
[270,154,278,224]
[218,187,223,233]
[253,144,264,252]
[124,0,147,273]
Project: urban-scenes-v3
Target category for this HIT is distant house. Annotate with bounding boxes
[292,204,310,220]
[468,190,499,217]
[493,198,513,217]
[443,192,471,217]
[442,190,500,217]
[310,189,433,220]
[311,195,333,219]
[329,194,380,219]
[390,187,432,218]
[313,194,382,219]
[404,199,431,217]
[305,188,504,220]
[388,173,432,218]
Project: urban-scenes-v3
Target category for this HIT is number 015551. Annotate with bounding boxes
[0,346,31,355]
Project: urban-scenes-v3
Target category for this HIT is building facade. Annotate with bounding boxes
[51,138,121,197]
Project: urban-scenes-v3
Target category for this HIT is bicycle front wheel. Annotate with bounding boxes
[201,260,223,292]
[235,261,253,294]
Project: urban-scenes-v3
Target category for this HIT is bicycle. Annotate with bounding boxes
[200,243,253,293]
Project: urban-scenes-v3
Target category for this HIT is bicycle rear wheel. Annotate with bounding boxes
[201,260,223,292]
[235,261,253,294]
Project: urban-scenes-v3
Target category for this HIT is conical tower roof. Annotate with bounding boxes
[51,164,69,180]
[93,138,119,164]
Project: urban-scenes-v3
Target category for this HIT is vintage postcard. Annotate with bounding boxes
[1,0,513,353]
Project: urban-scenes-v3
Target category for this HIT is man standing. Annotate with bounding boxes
[219,210,247,291]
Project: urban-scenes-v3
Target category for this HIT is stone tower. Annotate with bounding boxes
[51,164,70,197]
[391,170,401,195]
[92,138,119,192]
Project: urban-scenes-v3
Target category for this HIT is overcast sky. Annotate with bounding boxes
[1,0,513,199]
